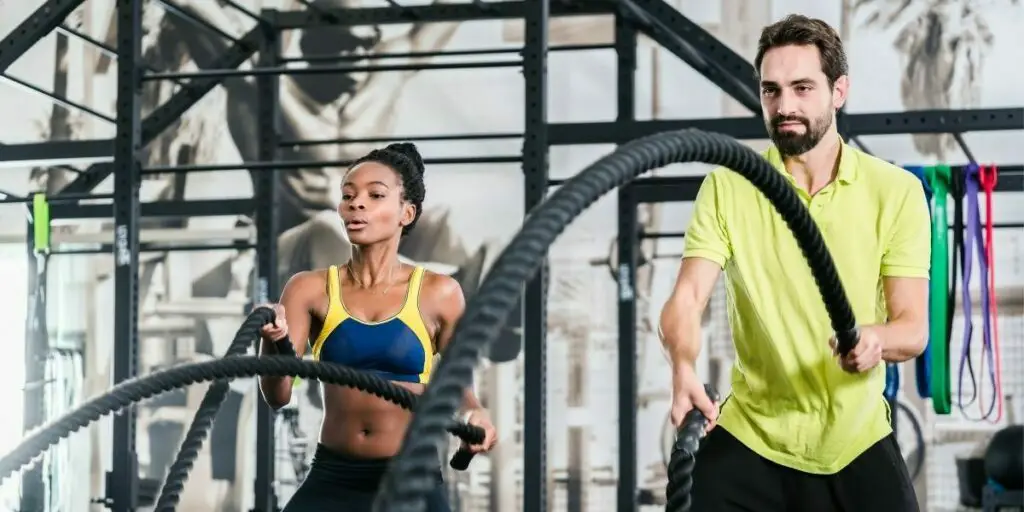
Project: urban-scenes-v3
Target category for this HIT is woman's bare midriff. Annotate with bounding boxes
[318,381,425,459]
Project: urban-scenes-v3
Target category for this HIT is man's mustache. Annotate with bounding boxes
[771,115,809,127]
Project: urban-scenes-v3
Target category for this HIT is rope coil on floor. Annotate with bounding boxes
[372,129,859,512]
[0,312,484,493]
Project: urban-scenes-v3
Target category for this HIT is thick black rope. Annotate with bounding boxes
[374,129,860,512]
[0,354,484,487]
[153,309,272,511]
[665,387,718,511]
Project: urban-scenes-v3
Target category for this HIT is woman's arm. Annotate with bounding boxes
[258,270,317,410]
[430,274,482,412]
[429,273,497,453]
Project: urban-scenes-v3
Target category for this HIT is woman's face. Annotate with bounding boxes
[338,162,414,245]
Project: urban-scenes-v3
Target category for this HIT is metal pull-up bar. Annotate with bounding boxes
[142,59,523,81]
[140,155,523,174]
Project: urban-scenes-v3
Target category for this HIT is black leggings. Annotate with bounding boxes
[691,427,919,512]
[282,444,451,512]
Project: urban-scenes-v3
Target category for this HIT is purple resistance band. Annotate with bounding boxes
[958,164,998,419]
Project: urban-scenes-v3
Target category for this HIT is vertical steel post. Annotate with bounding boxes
[21,223,47,511]
[108,0,143,510]
[522,1,550,511]
[615,14,639,512]
[252,10,281,512]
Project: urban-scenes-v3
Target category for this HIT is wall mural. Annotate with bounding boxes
[0,0,1020,511]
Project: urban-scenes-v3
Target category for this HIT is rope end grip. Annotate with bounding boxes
[835,327,860,357]
[249,307,296,356]
[675,385,719,454]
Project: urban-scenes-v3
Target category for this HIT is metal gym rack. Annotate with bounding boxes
[0,1,1021,511]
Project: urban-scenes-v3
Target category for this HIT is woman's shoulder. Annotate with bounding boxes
[282,268,331,298]
[416,267,464,304]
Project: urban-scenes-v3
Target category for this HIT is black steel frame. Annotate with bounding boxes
[0,1,1021,511]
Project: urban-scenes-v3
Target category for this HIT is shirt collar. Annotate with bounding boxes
[764,140,858,185]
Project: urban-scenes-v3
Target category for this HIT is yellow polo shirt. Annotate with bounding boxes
[683,143,930,474]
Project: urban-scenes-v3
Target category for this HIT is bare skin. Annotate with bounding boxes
[258,161,498,458]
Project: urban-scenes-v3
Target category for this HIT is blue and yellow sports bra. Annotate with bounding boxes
[311,265,435,384]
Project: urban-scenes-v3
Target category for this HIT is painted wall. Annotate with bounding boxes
[0,1,1020,511]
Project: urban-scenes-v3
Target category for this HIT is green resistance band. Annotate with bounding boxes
[32,193,51,254]
[926,165,951,414]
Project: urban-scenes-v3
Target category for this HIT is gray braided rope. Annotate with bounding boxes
[0,356,483,485]
[375,129,858,512]
[153,310,270,511]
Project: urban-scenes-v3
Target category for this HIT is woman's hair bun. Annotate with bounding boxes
[385,142,425,174]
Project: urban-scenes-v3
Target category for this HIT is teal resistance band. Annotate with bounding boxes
[926,165,951,414]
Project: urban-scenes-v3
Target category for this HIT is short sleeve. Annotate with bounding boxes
[683,171,732,267]
[881,181,931,278]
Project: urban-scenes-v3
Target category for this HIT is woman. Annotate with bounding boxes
[257,142,498,511]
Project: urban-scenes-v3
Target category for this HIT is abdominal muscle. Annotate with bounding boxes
[317,381,425,459]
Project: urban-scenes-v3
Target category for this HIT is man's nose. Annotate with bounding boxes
[776,89,799,117]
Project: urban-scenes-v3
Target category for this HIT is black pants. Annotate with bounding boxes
[282,444,451,512]
[691,428,919,512]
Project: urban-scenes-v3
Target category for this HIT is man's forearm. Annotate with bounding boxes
[875,317,928,362]
[660,302,703,368]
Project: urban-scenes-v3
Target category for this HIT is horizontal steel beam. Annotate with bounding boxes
[0,0,89,73]
[274,1,612,28]
[279,131,523,147]
[549,108,1024,145]
[49,198,255,219]
[59,26,264,195]
[141,155,521,174]
[282,43,612,64]
[143,60,521,80]
[630,165,1023,205]
[618,0,759,112]
[631,176,701,203]
[0,139,114,167]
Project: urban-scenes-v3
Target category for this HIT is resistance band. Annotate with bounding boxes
[959,163,985,415]
[927,165,951,414]
[903,165,933,398]
[32,193,51,254]
[978,164,1004,422]
[957,164,1002,422]
[946,168,965,405]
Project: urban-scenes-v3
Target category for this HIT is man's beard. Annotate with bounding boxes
[767,111,832,157]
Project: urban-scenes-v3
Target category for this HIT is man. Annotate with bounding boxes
[660,15,929,511]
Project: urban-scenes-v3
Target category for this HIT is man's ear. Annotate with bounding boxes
[832,75,849,110]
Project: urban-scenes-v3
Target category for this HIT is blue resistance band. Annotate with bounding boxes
[903,165,932,399]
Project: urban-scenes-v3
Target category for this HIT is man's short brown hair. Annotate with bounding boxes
[754,14,848,87]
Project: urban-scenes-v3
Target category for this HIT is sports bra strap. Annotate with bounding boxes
[327,265,341,307]
[401,266,426,315]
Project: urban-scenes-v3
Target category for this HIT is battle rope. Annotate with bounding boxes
[666,387,718,512]
[153,308,271,510]
[0,356,484,487]
[371,129,861,512]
